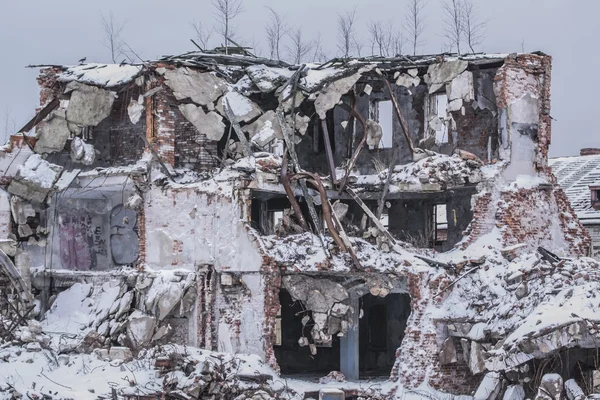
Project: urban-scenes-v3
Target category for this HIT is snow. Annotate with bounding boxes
[301,65,347,91]
[58,63,142,88]
[17,154,60,189]
[222,90,253,116]
[506,174,548,191]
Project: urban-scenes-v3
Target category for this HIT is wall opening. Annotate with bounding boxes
[275,289,340,376]
[434,204,448,247]
[429,93,449,144]
[376,100,393,149]
[358,293,411,377]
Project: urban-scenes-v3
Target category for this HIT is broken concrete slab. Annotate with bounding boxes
[216,91,262,124]
[473,372,502,400]
[286,113,311,136]
[34,109,70,154]
[8,154,63,204]
[314,65,375,119]
[244,112,282,147]
[163,68,227,106]
[503,385,525,400]
[439,337,458,365]
[469,341,486,374]
[65,81,116,132]
[564,379,584,400]
[157,282,184,321]
[127,95,145,125]
[178,103,226,141]
[70,137,95,165]
[126,311,156,350]
[10,196,35,225]
[425,60,469,94]
[447,71,474,103]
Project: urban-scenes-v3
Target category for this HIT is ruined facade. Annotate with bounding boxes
[0,50,597,399]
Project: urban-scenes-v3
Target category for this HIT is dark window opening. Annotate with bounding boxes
[251,196,320,235]
[358,293,411,377]
[275,289,340,376]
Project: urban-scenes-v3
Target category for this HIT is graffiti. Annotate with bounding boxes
[110,205,139,265]
[58,212,93,271]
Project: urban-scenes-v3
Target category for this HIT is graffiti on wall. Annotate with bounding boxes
[57,199,139,270]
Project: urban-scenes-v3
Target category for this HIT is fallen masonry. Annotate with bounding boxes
[0,49,597,399]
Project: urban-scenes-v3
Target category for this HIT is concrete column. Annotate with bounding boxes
[340,296,359,381]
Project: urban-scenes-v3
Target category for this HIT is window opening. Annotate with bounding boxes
[376,100,393,149]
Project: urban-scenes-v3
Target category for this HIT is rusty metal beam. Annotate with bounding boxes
[320,119,337,185]
[337,101,369,194]
[379,74,415,157]
[280,151,309,230]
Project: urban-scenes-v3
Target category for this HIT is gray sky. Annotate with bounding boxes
[0,0,596,157]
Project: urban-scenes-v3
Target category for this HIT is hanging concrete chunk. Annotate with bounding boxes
[396,73,421,88]
[425,60,469,94]
[8,154,63,204]
[34,109,70,154]
[448,71,474,103]
[286,113,311,136]
[163,67,226,106]
[127,95,145,125]
[243,110,283,146]
[314,65,375,119]
[70,137,96,165]
[178,103,226,141]
[365,119,383,148]
[215,91,262,123]
[65,82,116,132]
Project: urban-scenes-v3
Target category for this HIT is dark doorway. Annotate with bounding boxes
[274,289,340,375]
[358,293,411,376]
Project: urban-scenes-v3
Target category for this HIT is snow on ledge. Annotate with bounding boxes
[58,63,142,88]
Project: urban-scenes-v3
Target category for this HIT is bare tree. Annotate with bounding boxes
[286,28,312,64]
[368,20,391,56]
[311,35,329,62]
[265,7,287,60]
[191,20,213,50]
[2,108,15,142]
[211,0,244,52]
[337,8,358,58]
[462,0,486,53]
[391,27,407,56]
[442,0,463,54]
[405,0,426,55]
[100,11,127,63]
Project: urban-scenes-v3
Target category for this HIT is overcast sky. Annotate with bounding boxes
[0,0,596,157]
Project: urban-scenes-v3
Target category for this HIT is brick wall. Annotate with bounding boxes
[151,82,219,172]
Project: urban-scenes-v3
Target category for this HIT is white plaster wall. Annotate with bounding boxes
[144,186,263,273]
[0,189,11,240]
[215,273,267,359]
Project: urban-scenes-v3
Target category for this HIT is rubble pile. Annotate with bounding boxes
[35,270,197,353]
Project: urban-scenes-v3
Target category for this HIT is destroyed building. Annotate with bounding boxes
[550,148,600,260]
[0,50,598,400]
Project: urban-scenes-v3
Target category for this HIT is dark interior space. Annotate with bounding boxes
[358,293,411,376]
[275,289,340,375]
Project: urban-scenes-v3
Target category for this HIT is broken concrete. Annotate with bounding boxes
[34,109,70,154]
[178,103,226,141]
[65,81,116,132]
[7,154,63,203]
[163,67,226,106]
